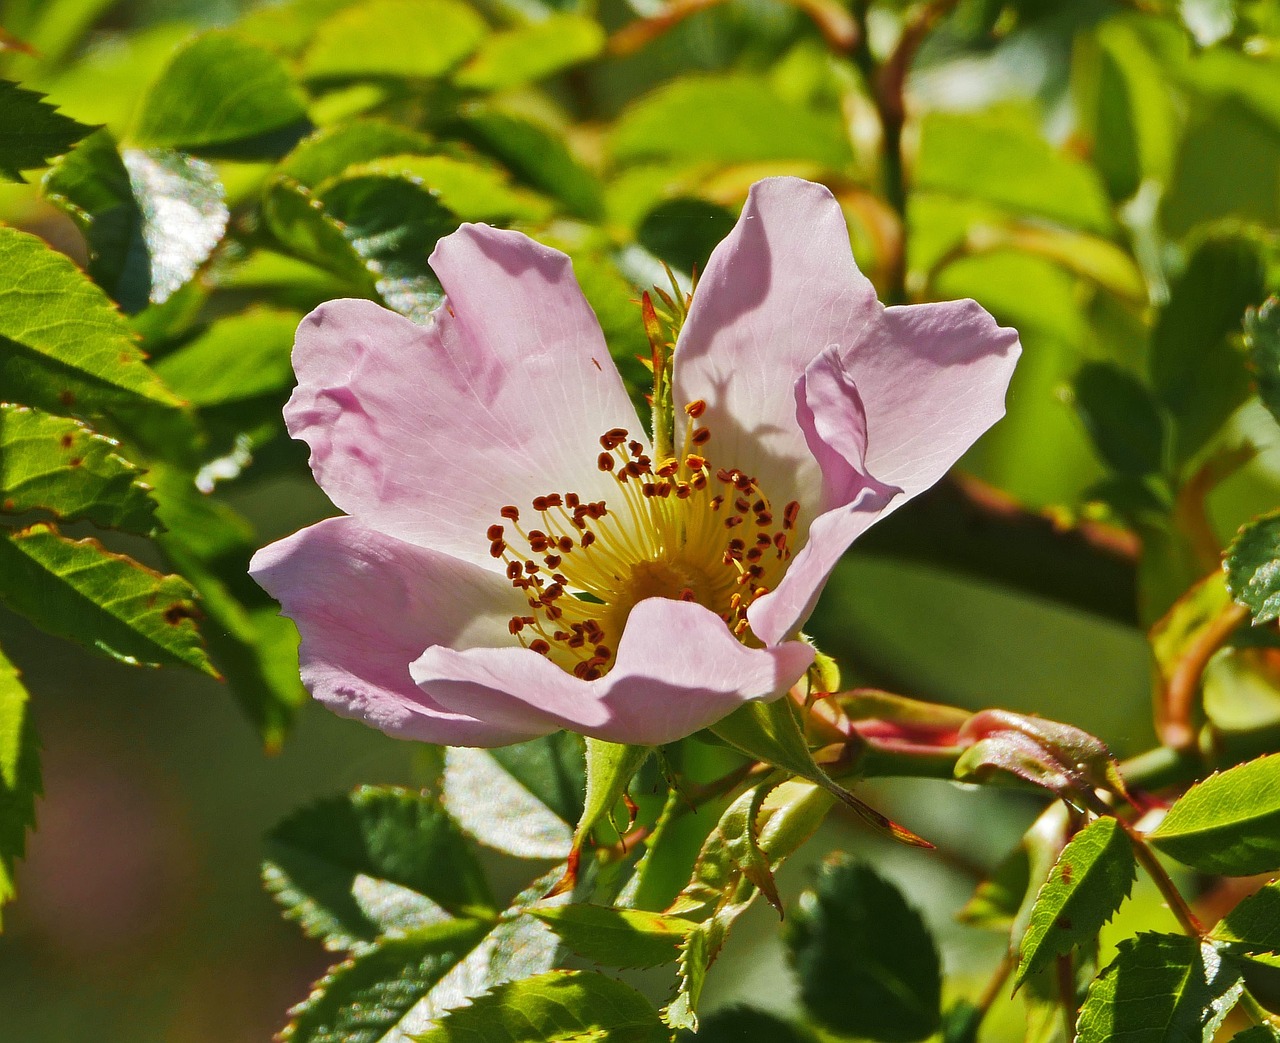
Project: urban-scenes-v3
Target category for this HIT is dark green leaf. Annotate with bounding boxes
[0,225,184,416]
[637,198,736,277]
[276,121,435,189]
[413,970,664,1043]
[453,15,604,91]
[442,734,584,858]
[1076,934,1244,1043]
[1148,754,1280,875]
[957,843,1031,931]
[0,645,39,929]
[675,1008,815,1043]
[0,78,95,183]
[0,403,158,534]
[0,523,213,674]
[1210,880,1280,954]
[301,0,486,82]
[1247,298,1280,430]
[282,917,493,1043]
[1150,235,1265,462]
[43,129,228,312]
[916,110,1114,234]
[134,32,310,153]
[342,155,551,223]
[786,856,941,1042]
[1015,816,1136,987]
[1074,362,1166,477]
[529,905,691,969]
[612,75,852,169]
[264,785,494,950]
[1226,512,1280,624]
[1232,1029,1280,1042]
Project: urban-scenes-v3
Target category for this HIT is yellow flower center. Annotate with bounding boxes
[487,401,800,678]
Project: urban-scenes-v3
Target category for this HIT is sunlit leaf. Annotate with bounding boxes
[453,15,604,91]
[1225,512,1280,625]
[341,154,552,222]
[134,31,310,153]
[275,120,435,188]
[529,905,691,969]
[154,309,299,409]
[0,523,213,674]
[1209,879,1280,954]
[1076,934,1244,1043]
[786,857,941,1042]
[0,78,95,183]
[1148,754,1280,875]
[0,403,158,534]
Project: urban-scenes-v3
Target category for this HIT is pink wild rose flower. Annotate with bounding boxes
[249,177,1020,748]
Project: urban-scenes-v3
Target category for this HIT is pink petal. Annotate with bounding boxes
[250,517,547,747]
[285,225,644,567]
[410,599,816,746]
[672,177,880,520]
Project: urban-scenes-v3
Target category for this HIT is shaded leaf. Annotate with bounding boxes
[637,198,736,277]
[0,403,158,534]
[1209,880,1280,954]
[612,75,852,169]
[0,225,184,415]
[528,905,691,969]
[1074,362,1166,477]
[415,970,663,1043]
[1226,512,1280,625]
[1148,754,1280,875]
[342,154,551,223]
[0,523,213,674]
[134,32,310,153]
[0,645,39,929]
[1247,298,1280,431]
[957,842,1031,931]
[786,856,942,1042]
[44,129,228,312]
[454,15,603,91]
[264,785,494,951]
[302,0,486,82]
[1076,934,1244,1043]
[674,1007,815,1043]
[0,78,95,183]
[1015,816,1136,987]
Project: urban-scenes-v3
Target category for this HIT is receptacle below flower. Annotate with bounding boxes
[249,177,1020,747]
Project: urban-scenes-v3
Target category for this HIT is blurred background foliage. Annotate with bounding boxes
[1,0,1280,1039]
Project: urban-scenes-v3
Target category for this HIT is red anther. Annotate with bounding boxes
[524,560,538,574]
[679,588,697,602]
[553,631,571,642]
[716,468,735,483]
[746,547,763,563]
[489,540,505,558]
[552,573,568,583]
[691,427,711,446]
[487,524,504,540]
[735,497,751,513]
[755,512,773,526]
[709,496,724,510]
[529,639,551,655]
[598,452,615,472]
[544,554,562,569]
[558,536,574,552]
[546,493,563,508]
[773,533,788,549]
[686,454,706,470]
[625,461,643,478]
[752,499,766,513]
[783,501,801,528]
[600,428,628,450]
[581,531,596,548]
[522,616,537,625]
[676,484,692,499]
[546,605,563,620]
[501,505,520,521]
[657,482,672,497]
[506,561,523,580]
[748,564,765,578]
[656,459,679,478]
[565,493,580,509]
[591,502,608,518]
[757,533,772,546]
[543,583,564,601]
[508,617,524,634]
[573,661,591,678]
[734,473,753,491]
[628,440,644,457]
[690,473,707,491]
[594,645,611,659]
[729,538,746,551]
[685,399,707,418]
[725,516,743,528]
[568,633,586,648]
[642,483,657,497]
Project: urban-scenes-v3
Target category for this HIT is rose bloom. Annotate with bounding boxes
[250,177,1020,748]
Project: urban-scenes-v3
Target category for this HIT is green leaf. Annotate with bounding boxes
[916,110,1115,234]
[785,856,942,1042]
[276,121,435,189]
[302,0,486,82]
[570,739,648,847]
[529,905,692,968]
[134,32,310,153]
[453,15,604,91]
[675,1008,815,1043]
[263,173,459,323]
[455,105,603,221]
[413,970,664,1043]
[0,79,95,183]
[442,735,584,859]
[637,198,737,277]
[1232,1028,1280,1043]
[1015,816,1136,987]
[1076,934,1244,1043]
[612,75,852,169]
[264,785,494,951]
[0,403,158,534]
[1148,754,1280,875]
[154,309,299,409]
[1226,512,1280,625]
[0,645,39,929]
[1210,880,1280,954]
[1151,235,1265,463]
[342,155,551,223]
[1247,298,1280,430]
[282,917,493,1043]
[1074,362,1166,477]
[957,842,1031,931]
[0,522,213,674]
[0,225,184,416]
[43,129,228,313]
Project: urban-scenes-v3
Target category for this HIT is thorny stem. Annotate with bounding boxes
[1120,818,1204,937]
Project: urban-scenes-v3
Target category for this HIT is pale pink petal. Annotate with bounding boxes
[285,225,644,567]
[672,176,880,520]
[250,517,547,747]
[410,599,816,746]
